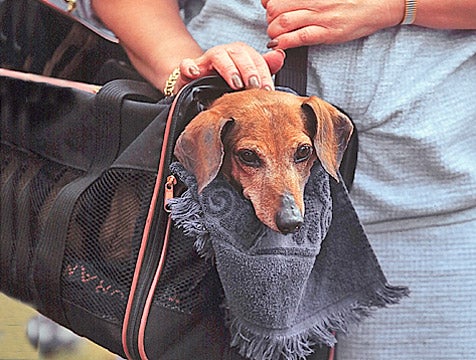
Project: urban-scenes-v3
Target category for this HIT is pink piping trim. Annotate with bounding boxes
[327,331,336,360]
[121,86,335,359]
[0,68,101,93]
[138,216,172,359]
[122,93,180,359]
[120,148,163,359]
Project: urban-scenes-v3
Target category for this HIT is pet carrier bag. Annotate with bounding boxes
[0,65,413,360]
[0,66,372,359]
[0,69,256,359]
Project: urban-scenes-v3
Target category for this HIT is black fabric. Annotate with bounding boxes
[274,47,309,96]
[1,72,163,356]
[275,47,357,192]
[1,71,346,359]
[0,73,243,359]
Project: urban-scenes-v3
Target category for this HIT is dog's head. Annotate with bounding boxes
[174,89,353,234]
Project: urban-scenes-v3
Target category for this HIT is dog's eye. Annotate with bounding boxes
[237,149,261,167]
[295,145,313,163]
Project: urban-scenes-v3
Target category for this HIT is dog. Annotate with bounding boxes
[174,89,353,234]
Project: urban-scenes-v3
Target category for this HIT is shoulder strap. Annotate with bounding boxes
[275,48,338,360]
[274,46,308,96]
[274,47,358,192]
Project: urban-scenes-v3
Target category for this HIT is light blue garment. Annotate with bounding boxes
[79,1,476,358]
[41,0,117,41]
[184,1,476,221]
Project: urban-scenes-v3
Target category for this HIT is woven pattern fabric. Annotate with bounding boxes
[337,219,476,359]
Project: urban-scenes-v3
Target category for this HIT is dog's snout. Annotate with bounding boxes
[275,193,303,234]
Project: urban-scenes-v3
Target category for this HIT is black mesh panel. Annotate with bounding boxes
[61,168,156,323]
[0,142,83,301]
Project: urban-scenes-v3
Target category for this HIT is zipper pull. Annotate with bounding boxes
[164,175,177,212]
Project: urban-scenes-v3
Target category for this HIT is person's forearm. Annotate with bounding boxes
[413,0,476,29]
[91,0,203,89]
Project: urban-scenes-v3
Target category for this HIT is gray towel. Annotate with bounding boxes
[169,162,408,360]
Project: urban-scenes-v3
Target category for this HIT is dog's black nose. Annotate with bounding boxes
[275,193,304,234]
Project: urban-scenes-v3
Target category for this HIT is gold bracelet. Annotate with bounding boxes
[400,0,417,25]
[64,0,77,13]
[163,67,181,97]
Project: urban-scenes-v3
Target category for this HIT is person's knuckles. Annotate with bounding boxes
[297,26,315,45]
[263,0,284,22]
[205,46,226,62]
[277,13,294,30]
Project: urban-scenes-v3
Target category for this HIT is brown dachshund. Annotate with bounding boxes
[174,89,353,234]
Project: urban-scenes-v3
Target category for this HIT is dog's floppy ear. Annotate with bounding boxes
[174,109,234,193]
[302,96,354,181]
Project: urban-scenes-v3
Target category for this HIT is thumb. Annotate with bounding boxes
[179,58,204,80]
[263,49,286,74]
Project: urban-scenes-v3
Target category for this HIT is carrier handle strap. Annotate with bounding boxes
[275,47,357,192]
[274,46,308,96]
[275,47,338,360]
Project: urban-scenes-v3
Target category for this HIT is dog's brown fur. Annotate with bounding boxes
[174,89,353,234]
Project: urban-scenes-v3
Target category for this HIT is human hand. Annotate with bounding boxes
[175,42,286,92]
[262,0,404,49]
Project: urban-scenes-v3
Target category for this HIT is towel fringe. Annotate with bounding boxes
[168,187,215,259]
[227,283,409,360]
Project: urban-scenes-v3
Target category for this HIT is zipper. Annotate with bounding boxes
[164,175,176,212]
[125,182,170,359]
[124,95,179,359]
[124,77,233,359]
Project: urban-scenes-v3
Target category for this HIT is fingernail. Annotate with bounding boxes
[232,74,244,89]
[188,65,200,76]
[248,75,260,88]
[267,39,279,49]
[275,49,286,58]
[264,85,273,91]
